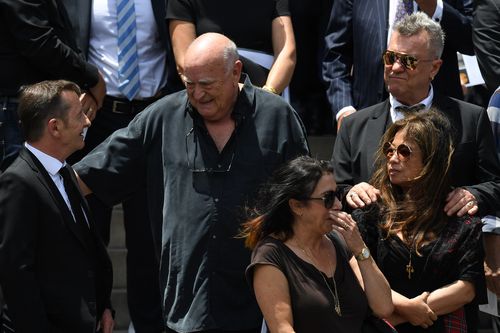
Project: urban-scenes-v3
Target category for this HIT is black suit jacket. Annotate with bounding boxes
[0,149,112,333]
[62,0,183,94]
[473,0,500,92]
[322,0,474,118]
[0,0,100,96]
[332,94,500,217]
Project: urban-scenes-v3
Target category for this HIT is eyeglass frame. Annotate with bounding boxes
[185,127,235,173]
[382,50,435,71]
[383,141,413,161]
[302,190,343,209]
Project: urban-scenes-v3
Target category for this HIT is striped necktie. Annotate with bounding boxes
[116,0,141,100]
[395,0,414,23]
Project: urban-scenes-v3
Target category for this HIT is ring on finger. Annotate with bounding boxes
[349,192,358,198]
[466,200,475,207]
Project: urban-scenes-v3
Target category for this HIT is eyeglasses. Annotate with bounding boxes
[383,142,413,161]
[382,50,434,71]
[185,127,235,173]
[303,190,343,209]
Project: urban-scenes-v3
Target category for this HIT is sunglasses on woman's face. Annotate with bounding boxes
[383,142,413,161]
[382,50,433,71]
[304,190,343,209]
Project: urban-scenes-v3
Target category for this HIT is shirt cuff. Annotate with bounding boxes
[431,0,444,23]
[482,216,500,234]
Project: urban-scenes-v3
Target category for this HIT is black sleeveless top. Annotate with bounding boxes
[246,232,369,333]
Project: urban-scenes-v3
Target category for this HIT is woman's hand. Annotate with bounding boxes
[330,211,365,255]
[395,291,437,328]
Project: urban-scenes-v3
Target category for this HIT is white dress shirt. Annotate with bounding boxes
[389,84,434,122]
[25,143,88,225]
[88,0,167,99]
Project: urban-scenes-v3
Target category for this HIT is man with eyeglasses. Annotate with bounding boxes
[323,0,473,130]
[332,12,500,330]
[74,33,309,333]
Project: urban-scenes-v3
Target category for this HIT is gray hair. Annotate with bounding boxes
[393,12,445,58]
[222,39,239,73]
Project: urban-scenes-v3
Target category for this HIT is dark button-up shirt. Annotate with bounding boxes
[75,75,309,332]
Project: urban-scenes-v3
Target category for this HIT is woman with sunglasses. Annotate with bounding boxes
[241,156,393,333]
[354,111,486,332]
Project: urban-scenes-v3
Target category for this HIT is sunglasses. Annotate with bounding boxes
[304,190,343,209]
[382,50,434,71]
[383,142,413,160]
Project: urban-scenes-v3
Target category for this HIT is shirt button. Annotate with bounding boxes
[212,235,217,239]
[214,198,219,202]
[217,164,222,168]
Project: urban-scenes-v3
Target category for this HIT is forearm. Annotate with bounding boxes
[266,16,296,93]
[426,280,475,316]
[484,232,500,272]
[392,290,411,317]
[5,1,99,88]
[169,20,196,76]
[355,257,393,317]
[483,233,500,295]
[391,290,438,327]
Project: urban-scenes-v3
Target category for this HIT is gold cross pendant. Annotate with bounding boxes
[406,262,414,279]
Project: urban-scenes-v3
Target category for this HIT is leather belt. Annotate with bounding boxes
[103,95,160,115]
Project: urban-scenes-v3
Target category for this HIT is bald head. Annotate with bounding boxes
[182,33,243,123]
[184,33,239,74]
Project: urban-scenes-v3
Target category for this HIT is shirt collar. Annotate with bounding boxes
[390,85,434,122]
[25,142,65,176]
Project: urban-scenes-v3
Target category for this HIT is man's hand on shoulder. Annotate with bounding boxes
[444,188,478,217]
[346,182,381,209]
[337,106,356,131]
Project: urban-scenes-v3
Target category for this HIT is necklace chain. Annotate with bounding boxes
[294,238,342,316]
[405,234,417,280]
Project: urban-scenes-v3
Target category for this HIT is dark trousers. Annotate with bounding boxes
[0,97,22,172]
[69,98,164,332]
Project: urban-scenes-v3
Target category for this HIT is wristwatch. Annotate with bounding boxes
[355,247,371,261]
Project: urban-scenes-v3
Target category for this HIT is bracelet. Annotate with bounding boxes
[262,85,278,95]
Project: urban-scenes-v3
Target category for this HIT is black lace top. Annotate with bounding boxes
[353,208,486,333]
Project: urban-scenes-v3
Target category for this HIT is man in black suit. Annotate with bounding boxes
[61,1,184,331]
[0,0,106,171]
[332,12,500,219]
[322,0,474,129]
[0,80,113,333]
